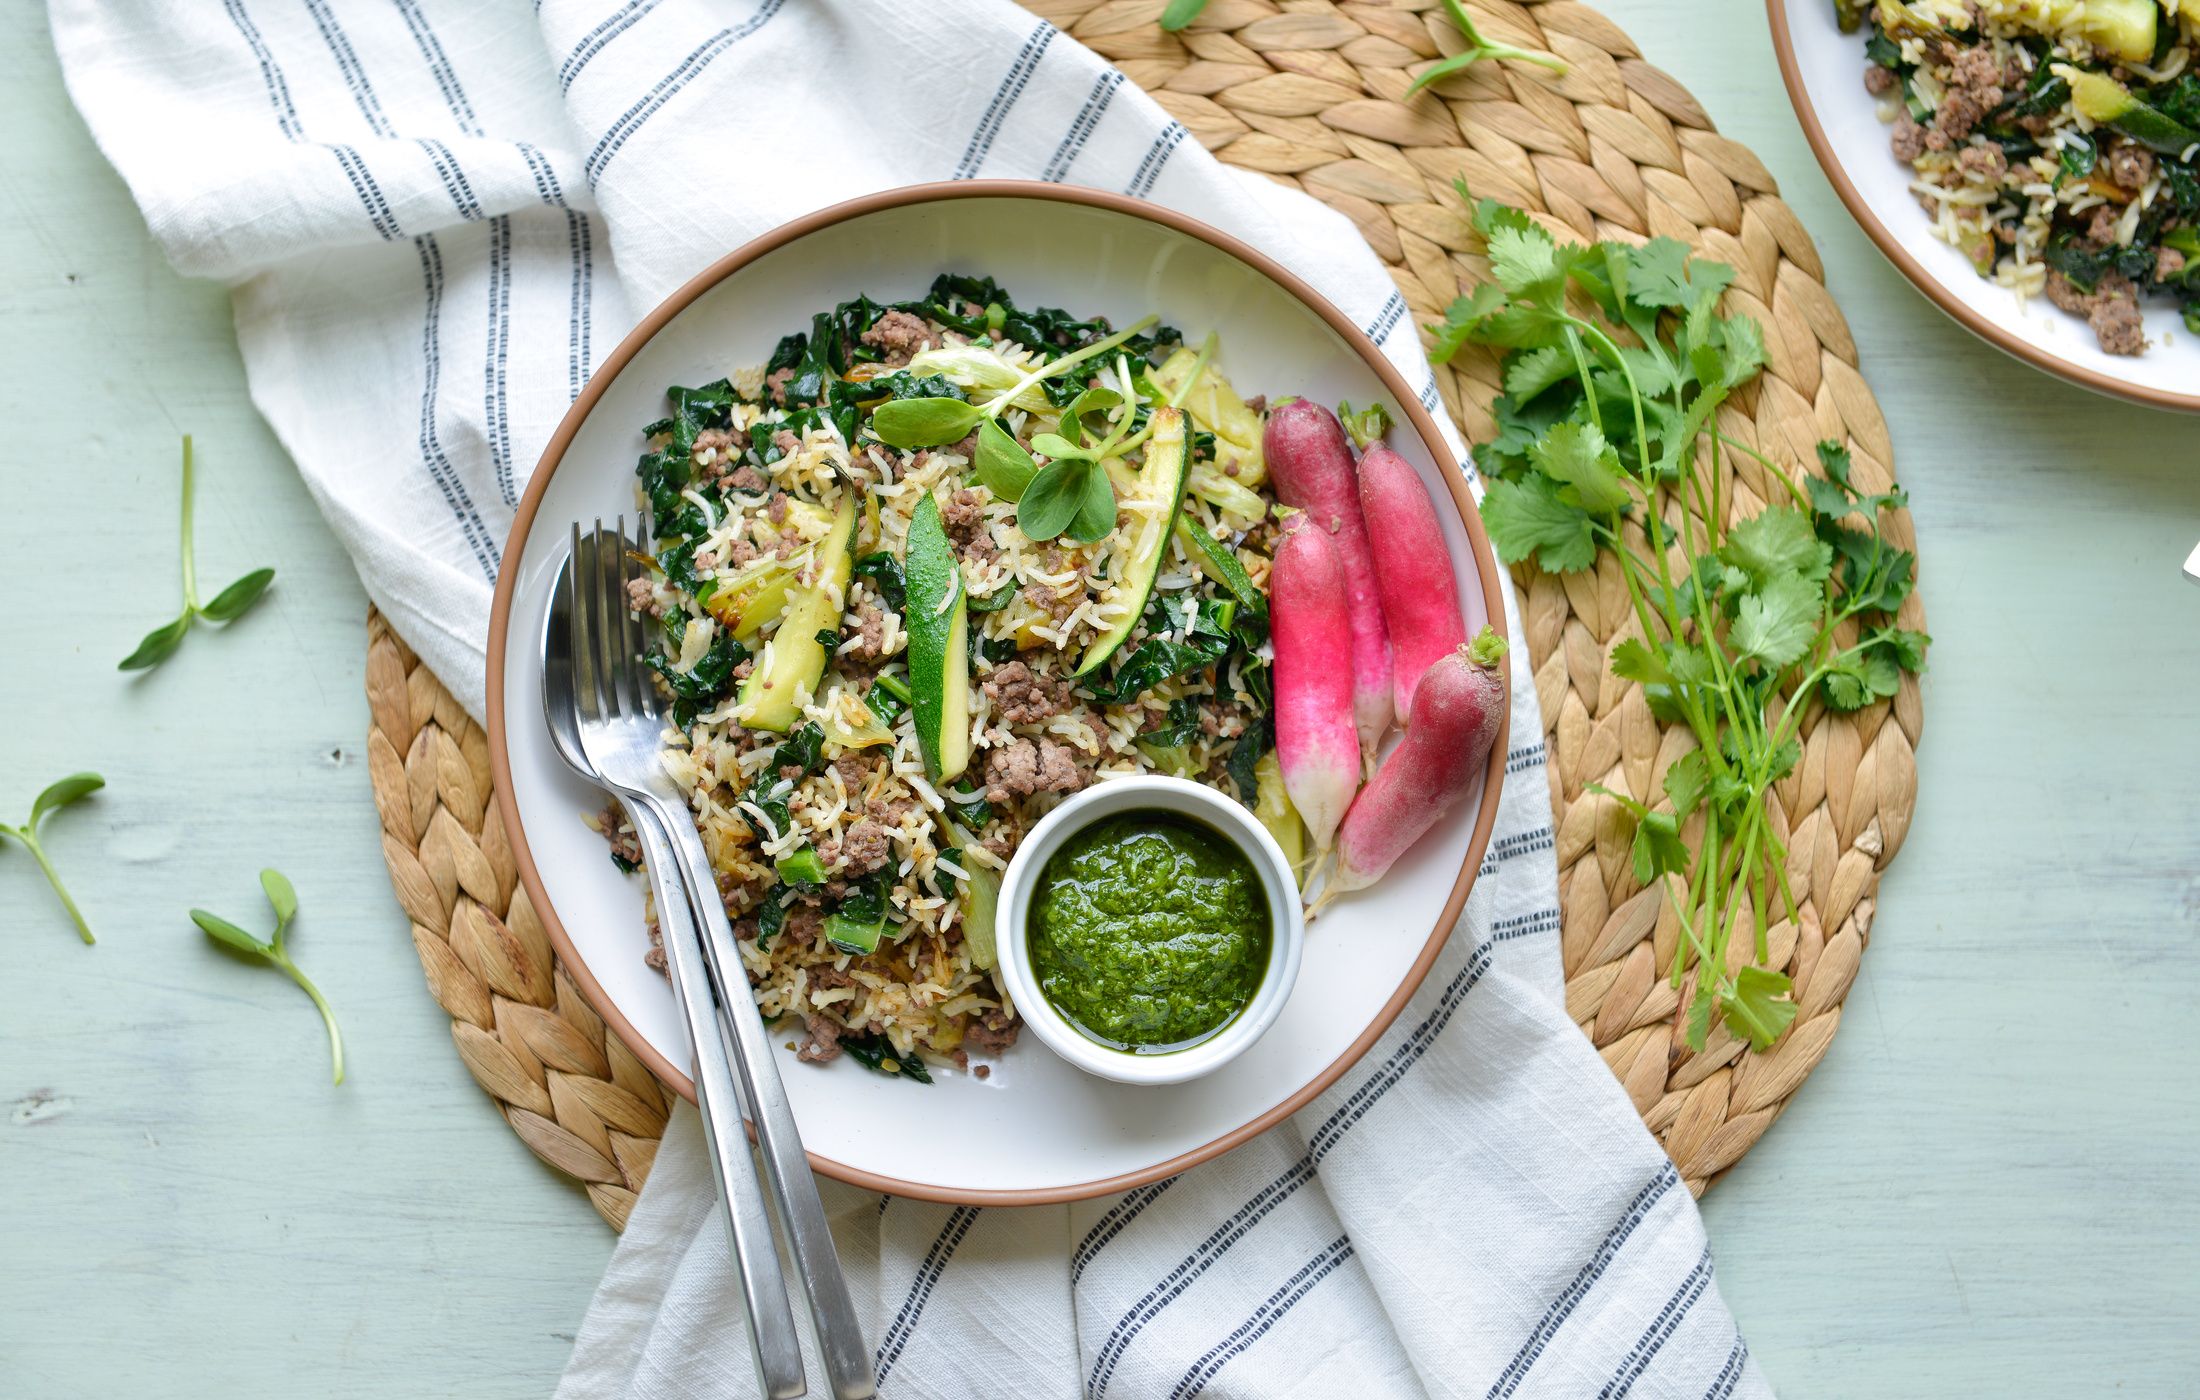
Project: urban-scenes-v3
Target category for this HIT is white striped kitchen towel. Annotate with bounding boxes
[51,1,1771,1396]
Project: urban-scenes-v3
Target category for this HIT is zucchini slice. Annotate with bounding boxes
[1075,406,1191,677]
[904,493,972,783]
[736,494,856,733]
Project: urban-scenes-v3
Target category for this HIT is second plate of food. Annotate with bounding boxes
[1772,0,2200,411]
[488,181,1507,1204]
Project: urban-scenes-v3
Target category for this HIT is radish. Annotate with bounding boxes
[1270,512,1360,851]
[1264,399,1392,762]
[1356,442,1466,721]
[1319,629,1508,906]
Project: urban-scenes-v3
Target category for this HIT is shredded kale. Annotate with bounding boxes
[755,885,790,950]
[839,1030,933,1083]
[852,552,907,610]
[2044,232,2157,293]
[739,723,830,835]
[1224,715,1273,808]
[647,629,748,729]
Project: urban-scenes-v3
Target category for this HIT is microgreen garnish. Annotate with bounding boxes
[2,773,104,945]
[972,419,1038,500]
[1405,0,1567,97]
[1434,193,1926,1053]
[120,436,276,671]
[192,869,345,1085]
[1159,0,1210,32]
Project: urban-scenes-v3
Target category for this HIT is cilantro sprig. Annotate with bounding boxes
[1432,192,1927,1052]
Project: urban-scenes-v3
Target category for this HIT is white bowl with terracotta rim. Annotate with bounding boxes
[993,775,1307,1087]
[485,180,1509,1205]
[1768,0,2200,412]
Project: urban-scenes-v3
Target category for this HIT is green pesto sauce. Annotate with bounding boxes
[1028,812,1271,1052]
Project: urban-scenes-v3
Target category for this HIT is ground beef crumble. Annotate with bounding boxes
[963,1008,1020,1056]
[2046,270,2148,356]
[846,601,889,662]
[859,309,937,367]
[797,1014,843,1063]
[981,660,1072,725]
[981,738,1088,804]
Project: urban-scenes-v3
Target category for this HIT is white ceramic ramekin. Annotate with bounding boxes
[994,775,1304,1086]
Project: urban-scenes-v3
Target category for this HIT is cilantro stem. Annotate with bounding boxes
[13,829,94,945]
[179,434,199,610]
[1713,430,1812,511]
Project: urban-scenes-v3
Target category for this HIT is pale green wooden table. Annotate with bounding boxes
[4,6,2197,1397]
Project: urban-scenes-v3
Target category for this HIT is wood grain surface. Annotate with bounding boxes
[2,5,2196,1398]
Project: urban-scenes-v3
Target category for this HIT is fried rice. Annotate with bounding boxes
[1842,0,2200,352]
[613,277,1286,1081]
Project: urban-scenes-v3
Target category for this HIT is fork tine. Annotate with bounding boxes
[591,517,623,720]
[633,515,660,721]
[569,522,599,722]
[612,514,642,720]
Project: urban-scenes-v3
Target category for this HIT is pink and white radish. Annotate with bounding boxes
[1269,512,1360,851]
[1357,442,1466,722]
[1320,629,1508,905]
[1263,400,1392,762]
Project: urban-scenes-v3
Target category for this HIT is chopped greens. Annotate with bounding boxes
[1433,193,1926,1052]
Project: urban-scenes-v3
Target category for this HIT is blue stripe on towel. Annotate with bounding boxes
[584,0,787,185]
[415,235,502,581]
[872,1206,980,1383]
[1086,912,1553,1397]
[1042,70,1125,182]
[1597,1245,1716,1400]
[1487,1166,1683,1398]
[1169,1237,1355,1400]
[560,0,668,93]
[954,20,1057,180]
[1126,122,1188,199]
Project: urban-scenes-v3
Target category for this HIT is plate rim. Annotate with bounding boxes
[1765,0,2200,415]
[484,178,1511,1205]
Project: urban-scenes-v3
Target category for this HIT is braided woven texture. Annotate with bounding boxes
[367,0,1924,1221]
[367,612,667,1230]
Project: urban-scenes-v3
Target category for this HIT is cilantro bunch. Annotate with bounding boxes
[1431,192,1927,1052]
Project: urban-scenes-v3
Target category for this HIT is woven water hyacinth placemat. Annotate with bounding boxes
[367,0,1925,1228]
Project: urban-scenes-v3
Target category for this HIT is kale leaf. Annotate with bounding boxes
[839,1030,933,1083]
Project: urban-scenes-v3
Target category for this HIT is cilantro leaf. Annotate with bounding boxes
[1610,637,1669,686]
[1622,237,1696,309]
[1663,749,1710,817]
[1503,345,1575,402]
[1719,964,1798,1050]
[1723,506,1832,587]
[1529,420,1632,514]
[1629,808,1689,885]
[1427,282,1509,363]
[1480,474,1598,572]
[1487,224,1559,298]
[1731,574,1820,672]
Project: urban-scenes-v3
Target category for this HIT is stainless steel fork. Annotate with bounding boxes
[554,523,804,1399]
[565,519,877,1400]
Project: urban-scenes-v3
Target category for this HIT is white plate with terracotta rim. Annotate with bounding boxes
[1769,0,2200,412]
[485,180,1509,1205]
